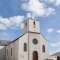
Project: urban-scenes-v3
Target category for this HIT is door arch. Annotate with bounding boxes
[33,51,38,60]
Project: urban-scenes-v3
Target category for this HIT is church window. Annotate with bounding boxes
[33,21,35,25]
[25,22,27,27]
[42,45,45,52]
[7,50,8,56]
[24,43,27,52]
[11,48,12,56]
[33,39,38,45]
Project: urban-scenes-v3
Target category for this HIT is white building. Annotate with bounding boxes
[0,40,11,60]
[49,52,60,60]
[0,18,49,60]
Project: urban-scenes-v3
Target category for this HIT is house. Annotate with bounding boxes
[0,40,11,60]
[0,18,49,60]
[49,52,60,60]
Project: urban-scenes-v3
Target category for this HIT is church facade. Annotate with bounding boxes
[0,18,49,60]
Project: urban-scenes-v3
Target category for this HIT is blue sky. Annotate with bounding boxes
[0,0,60,54]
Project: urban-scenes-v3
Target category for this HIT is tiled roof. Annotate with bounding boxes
[51,52,60,57]
[0,40,11,46]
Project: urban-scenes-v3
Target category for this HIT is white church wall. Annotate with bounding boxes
[18,33,28,60]
[40,34,49,60]
[6,39,19,60]
[9,43,14,60]
[28,32,41,60]
[6,45,10,60]
[14,40,19,60]
[0,46,5,60]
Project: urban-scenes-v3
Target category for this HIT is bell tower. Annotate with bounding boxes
[24,18,40,33]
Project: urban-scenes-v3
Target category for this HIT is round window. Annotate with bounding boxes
[33,39,38,45]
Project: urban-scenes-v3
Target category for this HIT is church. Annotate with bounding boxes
[0,18,49,60]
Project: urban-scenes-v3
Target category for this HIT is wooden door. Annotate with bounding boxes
[33,51,38,60]
[57,57,60,60]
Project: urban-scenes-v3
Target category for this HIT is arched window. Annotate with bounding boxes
[24,43,27,52]
[42,45,45,52]
[11,48,12,56]
[33,21,35,25]
[7,50,8,56]
[25,22,27,27]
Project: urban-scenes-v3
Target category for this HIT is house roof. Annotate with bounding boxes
[51,52,60,57]
[0,40,11,46]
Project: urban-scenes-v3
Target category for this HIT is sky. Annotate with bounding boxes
[0,0,60,54]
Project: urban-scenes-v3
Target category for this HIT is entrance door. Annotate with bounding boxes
[33,51,38,60]
[57,57,60,60]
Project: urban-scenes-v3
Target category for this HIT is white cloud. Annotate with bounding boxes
[0,15,25,30]
[47,29,60,34]
[51,42,60,47]
[21,0,55,18]
[0,24,7,30]
[57,30,60,33]
[42,0,60,6]
[47,28,54,33]
[45,8,55,16]
[22,0,28,1]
